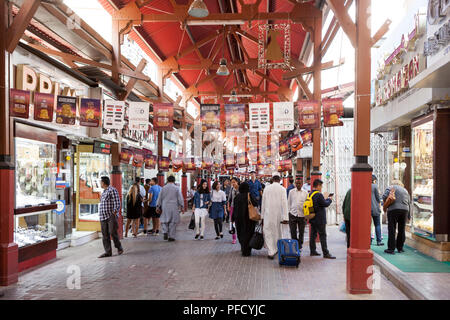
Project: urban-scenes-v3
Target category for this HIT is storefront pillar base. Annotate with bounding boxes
[0,163,18,286]
[157,172,165,187]
[181,173,188,211]
[111,169,123,240]
[347,160,373,294]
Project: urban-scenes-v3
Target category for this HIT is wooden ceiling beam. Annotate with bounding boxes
[6,0,41,53]
[118,58,147,101]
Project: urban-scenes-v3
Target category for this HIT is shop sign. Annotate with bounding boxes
[424,19,450,56]
[153,103,173,131]
[249,103,270,132]
[427,0,450,25]
[323,99,344,127]
[200,104,221,132]
[56,95,76,125]
[34,92,54,122]
[375,55,423,106]
[80,98,101,127]
[9,89,30,118]
[298,101,320,129]
[93,141,111,155]
[104,100,125,130]
[224,104,246,131]
[129,102,149,131]
[273,102,294,132]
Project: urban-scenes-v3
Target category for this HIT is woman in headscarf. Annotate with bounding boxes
[126,181,143,237]
[232,182,258,256]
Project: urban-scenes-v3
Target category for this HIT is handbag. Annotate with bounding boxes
[188,213,195,230]
[248,194,261,221]
[383,188,396,213]
[249,223,264,250]
[339,221,346,233]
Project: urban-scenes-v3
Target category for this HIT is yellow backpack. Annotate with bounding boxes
[303,191,319,219]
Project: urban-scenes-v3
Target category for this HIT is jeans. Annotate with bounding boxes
[288,214,306,248]
[100,215,122,255]
[194,208,208,236]
[387,209,408,251]
[372,215,382,243]
[309,223,329,255]
[214,218,223,236]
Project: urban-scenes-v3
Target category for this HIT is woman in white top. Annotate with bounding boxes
[209,181,227,240]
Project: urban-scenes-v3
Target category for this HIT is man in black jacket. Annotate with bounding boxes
[309,179,336,259]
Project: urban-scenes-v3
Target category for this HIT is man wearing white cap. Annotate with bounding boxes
[261,172,289,259]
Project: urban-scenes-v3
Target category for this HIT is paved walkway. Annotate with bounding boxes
[1,212,407,300]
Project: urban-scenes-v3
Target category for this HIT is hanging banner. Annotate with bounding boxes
[9,89,30,119]
[153,103,173,131]
[289,134,303,152]
[34,92,54,122]
[298,101,320,129]
[184,158,196,172]
[200,104,221,132]
[172,152,184,172]
[249,103,270,132]
[202,157,213,171]
[300,129,313,145]
[224,104,246,131]
[237,152,248,168]
[278,159,292,172]
[55,95,76,125]
[80,98,101,127]
[145,154,157,169]
[104,100,125,129]
[225,155,236,170]
[323,98,344,127]
[273,102,294,132]
[129,101,149,131]
[131,148,144,167]
[120,148,133,164]
[158,156,170,172]
[279,139,290,156]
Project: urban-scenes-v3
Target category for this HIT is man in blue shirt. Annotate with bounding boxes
[286,177,295,197]
[247,171,262,208]
[147,177,162,235]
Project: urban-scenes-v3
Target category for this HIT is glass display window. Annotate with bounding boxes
[15,137,57,208]
[412,119,433,236]
[77,149,111,222]
[14,210,56,248]
[121,163,142,217]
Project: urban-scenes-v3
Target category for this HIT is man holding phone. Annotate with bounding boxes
[308,179,336,259]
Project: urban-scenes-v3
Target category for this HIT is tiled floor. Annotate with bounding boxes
[1,213,407,300]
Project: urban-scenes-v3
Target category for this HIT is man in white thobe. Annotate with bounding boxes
[156,175,184,241]
[261,173,289,259]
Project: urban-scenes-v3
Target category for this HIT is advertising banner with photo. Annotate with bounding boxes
[120,148,133,164]
[237,152,248,168]
[200,104,221,132]
[153,103,173,131]
[278,159,292,172]
[225,104,246,131]
[80,98,101,127]
[143,149,157,169]
[300,129,312,145]
[225,154,236,170]
[289,134,303,152]
[249,103,270,132]
[171,152,184,172]
[184,157,196,172]
[34,92,54,122]
[104,100,125,129]
[202,157,213,171]
[132,148,144,167]
[279,139,290,156]
[55,95,76,125]
[273,102,294,132]
[129,101,149,131]
[323,98,344,127]
[10,89,30,119]
[298,101,321,129]
[158,156,170,172]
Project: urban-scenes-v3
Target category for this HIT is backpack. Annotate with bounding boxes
[303,191,319,219]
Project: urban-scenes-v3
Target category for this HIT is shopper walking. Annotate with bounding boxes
[143,178,151,234]
[147,177,162,236]
[308,179,336,259]
[383,180,410,254]
[192,180,210,240]
[156,176,184,241]
[261,173,289,259]
[228,177,240,244]
[286,178,295,197]
[125,179,144,238]
[287,179,308,249]
[342,188,351,248]
[247,171,263,208]
[98,176,123,258]
[209,181,227,240]
[232,182,258,256]
[223,178,231,223]
[371,175,384,246]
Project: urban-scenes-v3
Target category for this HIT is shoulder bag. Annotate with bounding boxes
[383,188,396,213]
[248,194,261,221]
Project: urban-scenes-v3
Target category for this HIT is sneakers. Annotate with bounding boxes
[118,249,124,255]
[220,233,223,238]
[215,236,220,240]
[200,236,204,240]
[232,239,236,244]
[195,234,200,240]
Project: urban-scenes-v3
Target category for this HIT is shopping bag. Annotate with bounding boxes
[339,221,346,233]
[249,223,264,250]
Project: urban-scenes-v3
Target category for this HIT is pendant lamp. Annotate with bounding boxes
[217,27,230,76]
[229,90,238,103]
[188,0,209,18]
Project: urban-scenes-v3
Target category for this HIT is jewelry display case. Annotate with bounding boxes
[14,210,56,248]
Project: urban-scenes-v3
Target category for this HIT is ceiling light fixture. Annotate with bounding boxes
[188,0,209,18]
[228,90,239,103]
[216,27,230,76]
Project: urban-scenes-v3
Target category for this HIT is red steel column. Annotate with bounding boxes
[111,143,123,239]
[347,0,374,295]
[0,1,18,286]
[157,131,164,186]
[283,174,288,188]
[181,172,188,211]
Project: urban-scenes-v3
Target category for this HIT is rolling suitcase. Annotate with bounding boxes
[277,239,301,268]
